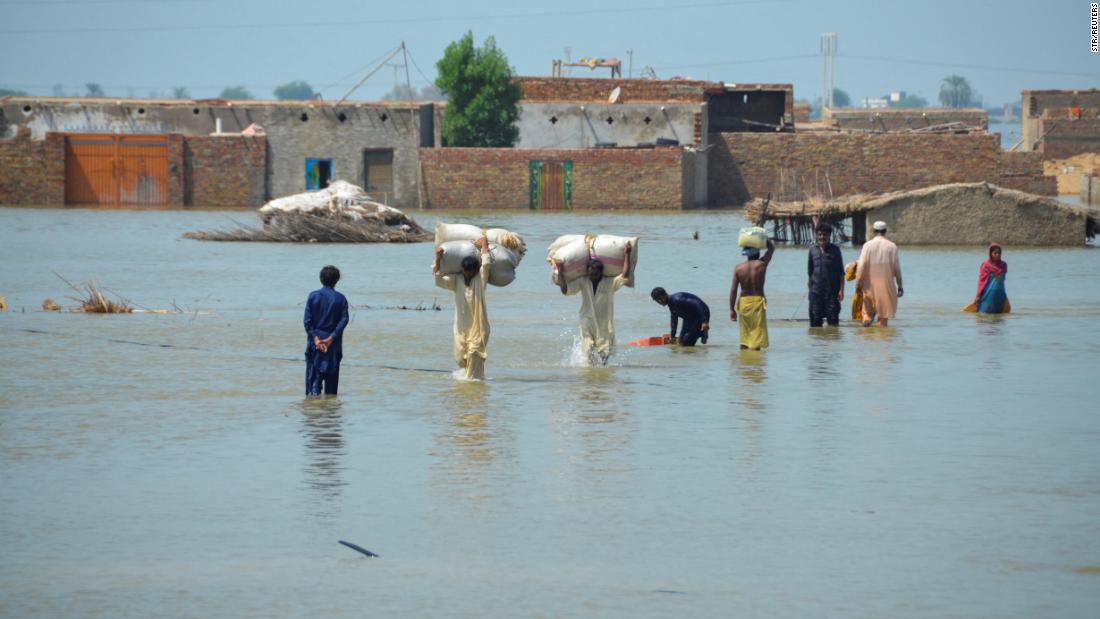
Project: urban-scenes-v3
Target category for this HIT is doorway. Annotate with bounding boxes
[363,150,394,203]
[306,158,333,190]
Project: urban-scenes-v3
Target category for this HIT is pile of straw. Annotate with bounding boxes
[184,212,431,243]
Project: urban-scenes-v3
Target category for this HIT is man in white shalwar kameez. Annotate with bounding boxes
[434,236,491,380]
[556,243,634,365]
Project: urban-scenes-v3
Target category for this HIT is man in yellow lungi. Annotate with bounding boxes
[434,236,492,380]
[730,238,776,350]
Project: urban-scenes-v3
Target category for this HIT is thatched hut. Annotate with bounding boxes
[747,182,1098,246]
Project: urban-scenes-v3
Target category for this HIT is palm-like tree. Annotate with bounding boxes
[939,75,973,108]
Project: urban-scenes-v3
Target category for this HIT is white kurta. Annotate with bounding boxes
[565,272,632,363]
[855,235,902,320]
[435,262,491,380]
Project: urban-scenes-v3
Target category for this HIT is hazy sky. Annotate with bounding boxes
[0,0,1096,106]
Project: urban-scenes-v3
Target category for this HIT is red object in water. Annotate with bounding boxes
[627,336,669,347]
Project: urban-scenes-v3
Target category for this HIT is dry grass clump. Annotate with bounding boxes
[72,281,133,313]
[42,298,60,311]
[54,272,133,314]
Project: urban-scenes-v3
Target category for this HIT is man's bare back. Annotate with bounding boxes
[730,239,775,321]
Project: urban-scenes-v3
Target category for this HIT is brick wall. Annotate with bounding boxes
[184,135,267,206]
[420,146,689,209]
[1036,118,1100,159]
[515,76,714,103]
[708,132,1005,205]
[824,108,988,131]
[0,127,64,205]
[997,151,1057,195]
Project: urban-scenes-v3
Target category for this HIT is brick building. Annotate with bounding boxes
[0,97,432,208]
[1020,89,1100,158]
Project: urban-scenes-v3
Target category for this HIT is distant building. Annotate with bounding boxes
[1020,89,1100,157]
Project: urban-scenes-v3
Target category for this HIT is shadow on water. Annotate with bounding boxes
[295,397,347,518]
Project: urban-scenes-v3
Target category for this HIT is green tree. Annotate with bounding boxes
[830,88,850,108]
[894,93,928,108]
[85,82,105,97]
[172,86,191,99]
[273,80,315,100]
[0,88,28,97]
[435,32,521,147]
[939,75,974,108]
[219,85,253,100]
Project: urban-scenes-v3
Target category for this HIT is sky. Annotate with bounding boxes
[0,0,1096,107]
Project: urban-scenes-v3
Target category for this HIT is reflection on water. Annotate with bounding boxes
[808,327,843,385]
[852,326,900,399]
[732,349,768,412]
[296,397,346,518]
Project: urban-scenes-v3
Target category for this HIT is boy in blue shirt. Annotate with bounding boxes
[304,265,349,396]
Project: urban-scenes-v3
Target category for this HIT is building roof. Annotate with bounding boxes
[0,96,431,109]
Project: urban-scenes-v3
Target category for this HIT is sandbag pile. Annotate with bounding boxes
[547,234,638,286]
[435,222,526,287]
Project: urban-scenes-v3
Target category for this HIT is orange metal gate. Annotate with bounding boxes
[65,134,169,206]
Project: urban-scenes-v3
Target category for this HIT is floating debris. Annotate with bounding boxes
[184,181,431,243]
[0,296,7,311]
[338,540,380,558]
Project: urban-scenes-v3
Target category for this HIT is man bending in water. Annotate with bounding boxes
[730,238,775,350]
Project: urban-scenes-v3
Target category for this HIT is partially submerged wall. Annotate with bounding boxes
[0,128,64,205]
[0,98,434,209]
[420,146,693,209]
[184,135,267,206]
[708,132,1004,205]
[860,183,1090,246]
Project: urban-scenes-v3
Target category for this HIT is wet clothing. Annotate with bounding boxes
[667,292,710,346]
[436,261,492,380]
[304,286,349,396]
[807,243,844,326]
[736,295,769,350]
[845,262,864,321]
[306,363,340,396]
[566,272,633,364]
[856,235,903,322]
[976,243,1009,314]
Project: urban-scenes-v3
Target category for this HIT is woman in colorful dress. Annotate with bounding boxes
[970,243,1010,314]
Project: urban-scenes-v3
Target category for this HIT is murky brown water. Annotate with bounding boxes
[2,206,1099,617]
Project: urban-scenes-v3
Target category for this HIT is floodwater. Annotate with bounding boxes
[2,206,1099,618]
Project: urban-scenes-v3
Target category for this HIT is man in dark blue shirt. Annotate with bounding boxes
[651,287,710,346]
[304,265,350,396]
[807,223,845,327]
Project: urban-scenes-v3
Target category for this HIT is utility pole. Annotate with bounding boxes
[820,32,837,111]
[627,48,633,78]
